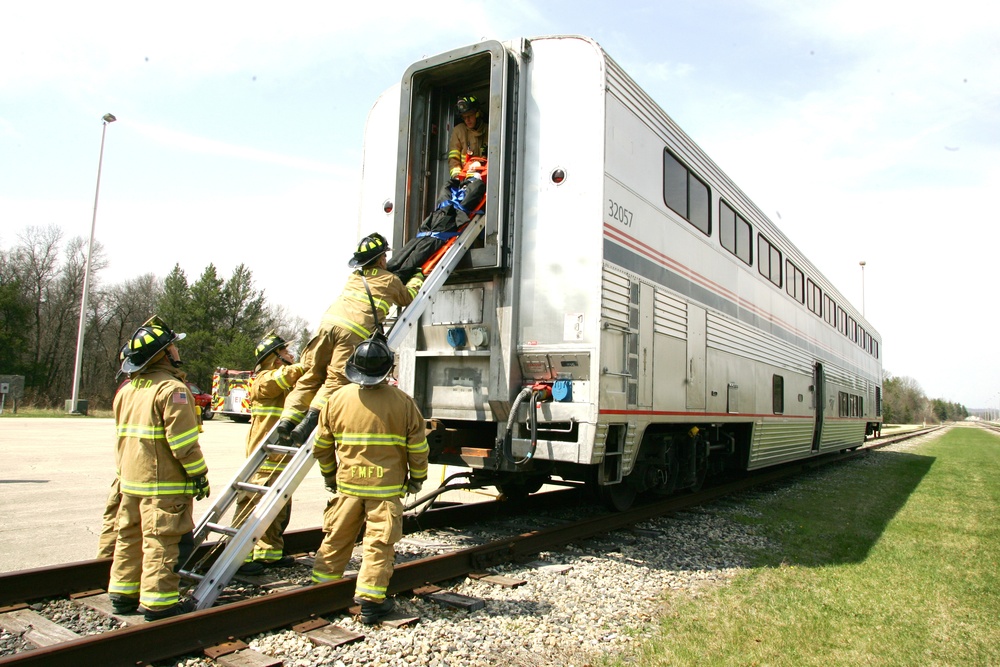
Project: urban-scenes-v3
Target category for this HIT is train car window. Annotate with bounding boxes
[824,294,837,327]
[838,307,848,336]
[786,260,804,303]
[806,279,822,317]
[663,148,711,235]
[772,374,784,414]
[757,234,782,287]
[719,200,752,265]
[848,317,857,343]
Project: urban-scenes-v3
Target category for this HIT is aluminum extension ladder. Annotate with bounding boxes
[180,213,487,610]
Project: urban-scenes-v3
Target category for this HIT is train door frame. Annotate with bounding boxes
[811,362,825,452]
[686,304,707,410]
[637,283,654,409]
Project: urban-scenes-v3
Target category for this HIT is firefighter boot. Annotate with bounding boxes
[109,594,139,615]
[290,409,320,445]
[356,596,395,625]
[143,599,195,622]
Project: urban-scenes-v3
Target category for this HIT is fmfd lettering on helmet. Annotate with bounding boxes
[351,465,385,479]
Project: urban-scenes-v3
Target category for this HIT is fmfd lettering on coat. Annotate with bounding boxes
[351,465,385,479]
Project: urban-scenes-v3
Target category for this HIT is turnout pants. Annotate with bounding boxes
[232,468,292,561]
[312,494,403,602]
[108,494,194,611]
[281,325,363,422]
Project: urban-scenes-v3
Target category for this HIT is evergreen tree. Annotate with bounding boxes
[158,264,190,328]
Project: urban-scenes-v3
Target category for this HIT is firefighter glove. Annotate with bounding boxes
[323,474,338,494]
[192,475,211,500]
[406,478,424,495]
[291,408,320,445]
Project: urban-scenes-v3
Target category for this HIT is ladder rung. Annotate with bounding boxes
[236,481,271,494]
[178,569,204,581]
[265,444,300,455]
[206,522,239,537]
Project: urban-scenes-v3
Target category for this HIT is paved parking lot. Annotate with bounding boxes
[0,417,486,573]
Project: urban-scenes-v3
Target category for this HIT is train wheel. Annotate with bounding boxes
[497,475,547,502]
[598,480,637,512]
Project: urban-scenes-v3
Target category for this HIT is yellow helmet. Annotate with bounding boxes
[122,316,185,373]
[349,233,390,268]
[254,331,288,366]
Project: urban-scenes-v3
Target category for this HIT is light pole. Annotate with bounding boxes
[859,260,866,318]
[67,113,116,415]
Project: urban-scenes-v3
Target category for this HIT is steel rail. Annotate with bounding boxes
[0,487,584,607]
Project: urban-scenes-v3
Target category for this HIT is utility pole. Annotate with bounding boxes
[67,113,116,415]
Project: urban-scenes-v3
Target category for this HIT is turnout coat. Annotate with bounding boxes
[113,357,208,497]
[313,383,429,498]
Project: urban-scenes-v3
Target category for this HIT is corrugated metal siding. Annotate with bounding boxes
[823,365,867,393]
[819,420,866,451]
[749,421,815,469]
[707,312,814,375]
[654,290,686,339]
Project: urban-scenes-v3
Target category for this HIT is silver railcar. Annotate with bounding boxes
[358,35,882,509]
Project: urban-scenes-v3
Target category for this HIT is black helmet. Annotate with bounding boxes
[254,331,288,367]
[348,232,390,268]
[121,316,185,374]
[456,96,480,115]
[344,335,394,386]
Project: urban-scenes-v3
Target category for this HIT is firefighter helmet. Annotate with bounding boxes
[121,316,186,374]
[344,335,394,386]
[254,331,288,367]
[348,232,390,268]
[456,96,480,115]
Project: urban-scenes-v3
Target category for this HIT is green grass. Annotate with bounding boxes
[607,427,1000,667]
[0,406,114,418]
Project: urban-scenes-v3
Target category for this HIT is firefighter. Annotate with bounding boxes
[232,331,305,574]
[108,316,210,621]
[275,233,423,444]
[448,95,488,178]
[310,335,428,624]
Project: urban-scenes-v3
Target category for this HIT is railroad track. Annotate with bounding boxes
[0,426,940,666]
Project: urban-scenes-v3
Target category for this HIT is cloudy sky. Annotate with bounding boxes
[2,1,997,408]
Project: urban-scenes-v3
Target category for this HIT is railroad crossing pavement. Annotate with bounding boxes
[0,417,493,574]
